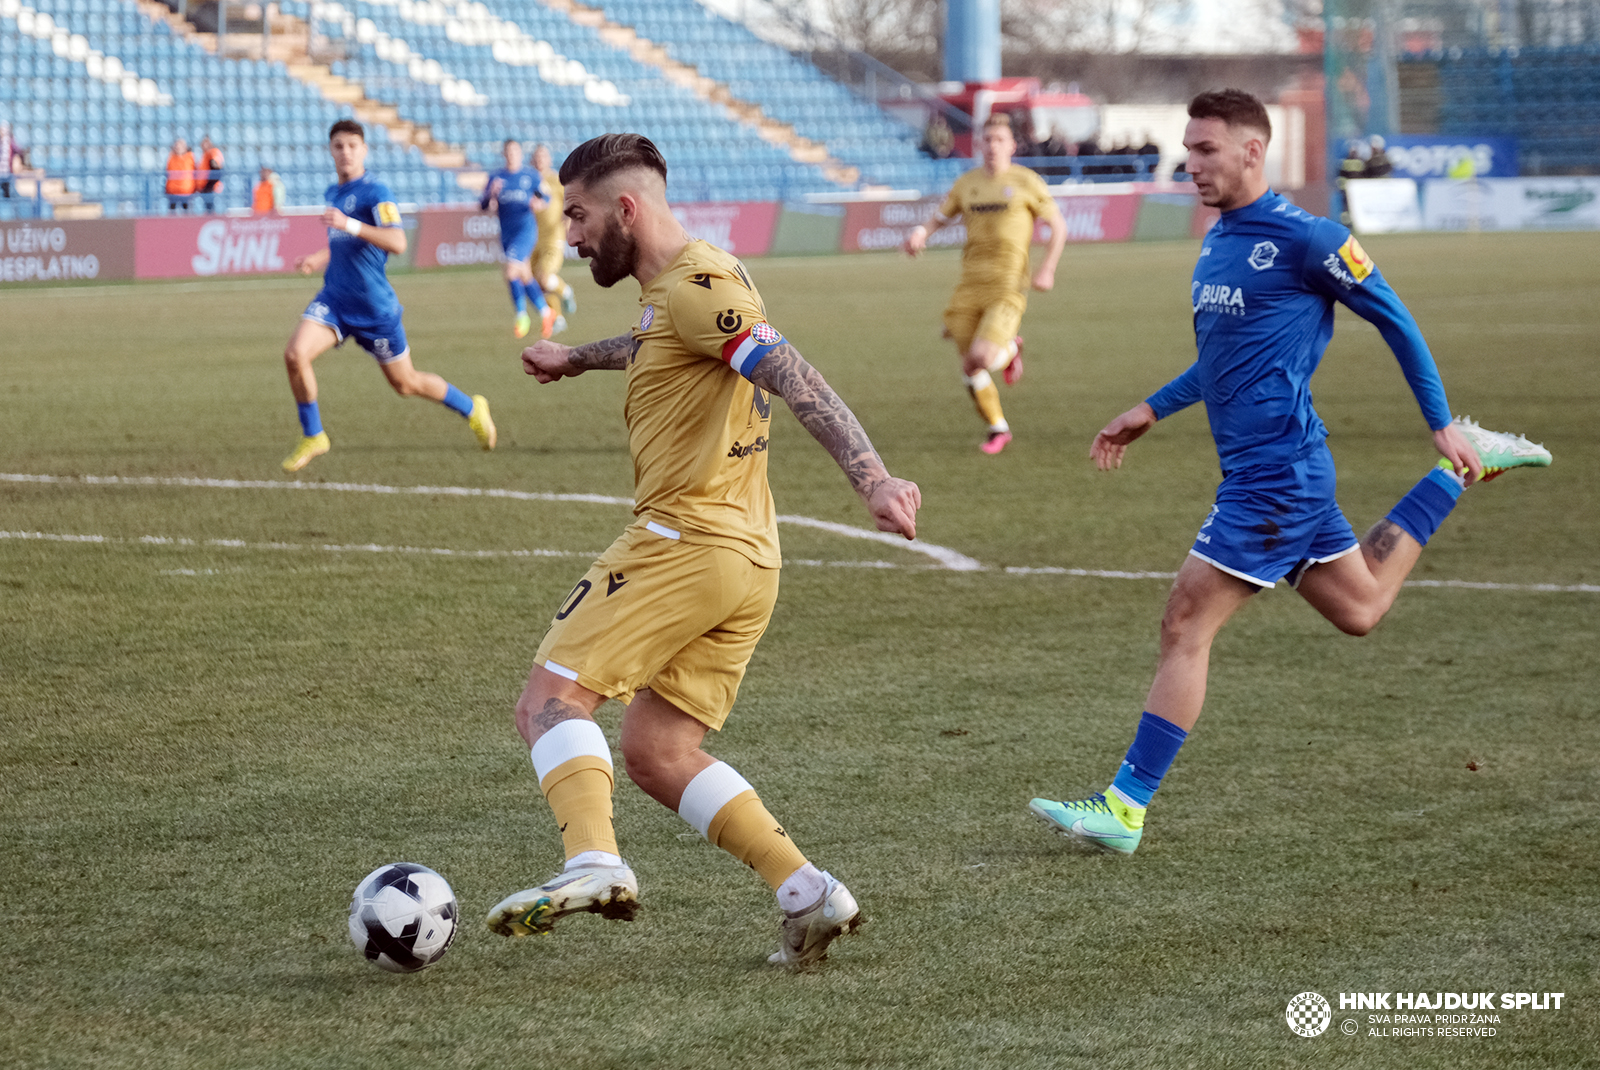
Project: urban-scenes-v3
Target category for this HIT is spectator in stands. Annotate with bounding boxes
[198,135,226,213]
[1337,142,1367,224]
[1138,131,1162,174]
[165,138,197,213]
[1040,124,1071,157]
[252,162,285,215]
[920,113,954,160]
[1011,113,1042,159]
[1365,135,1393,178]
[1,122,23,197]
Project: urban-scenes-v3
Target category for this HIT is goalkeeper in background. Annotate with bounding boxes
[903,112,1067,454]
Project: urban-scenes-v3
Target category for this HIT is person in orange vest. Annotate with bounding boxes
[165,138,196,212]
[251,162,284,215]
[197,135,225,213]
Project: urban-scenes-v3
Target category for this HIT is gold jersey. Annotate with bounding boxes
[535,167,565,250]
[627,240,783,569]
[937,165,1056,292]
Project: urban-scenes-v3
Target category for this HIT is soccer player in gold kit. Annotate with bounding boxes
[904,112,1067,454]
[485,134,922,967]
[530,143,578,320]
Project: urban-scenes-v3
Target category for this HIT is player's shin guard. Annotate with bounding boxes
[1108,712,1189,811]
[532,720,619,860]
[1384,467,1464,546]
[964,370,1008,431]
[679,761,807,890]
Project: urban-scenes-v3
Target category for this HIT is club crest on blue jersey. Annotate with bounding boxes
[1247,241,1279,270]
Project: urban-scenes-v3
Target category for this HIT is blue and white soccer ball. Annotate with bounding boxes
[347,862,459,973]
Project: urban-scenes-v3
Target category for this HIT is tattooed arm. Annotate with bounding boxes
[521,334,632,382]
[749,343,921,540]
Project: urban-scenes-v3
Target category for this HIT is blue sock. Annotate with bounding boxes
[297,401,322,437]
[527,278,549,314]
[1385,467,1463,546]
[509,279,527,315]
[441,383,474,417]
[1109,713,1189,808]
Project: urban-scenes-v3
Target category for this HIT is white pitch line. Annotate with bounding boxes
[5,473,1596,593]
[0,530,596,560]
[1007,566,1179,579]
[2,471,982,571]
[4,529,1596,593]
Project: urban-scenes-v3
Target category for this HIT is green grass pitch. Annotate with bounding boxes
[1,232,1597,1069]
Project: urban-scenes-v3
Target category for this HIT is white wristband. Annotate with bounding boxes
[343,216,362,236]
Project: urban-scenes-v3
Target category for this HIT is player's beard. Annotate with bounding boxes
[579,213,638,288]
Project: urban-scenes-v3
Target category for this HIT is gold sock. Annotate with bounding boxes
[706,789,808,890]
[540,755,618,859]
[965,369,1006,429]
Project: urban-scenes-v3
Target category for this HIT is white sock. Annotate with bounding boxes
[1439,467,1467,489]
[776,862,827,912]
[566,849,622,870]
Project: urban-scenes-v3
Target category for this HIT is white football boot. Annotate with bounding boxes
[1448,416,1552,481]
[767,871,861,967]
[485,860,639,937]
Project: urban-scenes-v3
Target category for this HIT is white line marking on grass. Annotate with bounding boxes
[776,514,983,572]
[3,472,981,571]
[1007,566,1179,579]
[0,472,633,506]
[5,474,1594,592]
[2,530,596,560]
[5,529,1595,593]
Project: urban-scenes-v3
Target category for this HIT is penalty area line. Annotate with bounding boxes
[3,530,1595,592]
[2,471,982,572]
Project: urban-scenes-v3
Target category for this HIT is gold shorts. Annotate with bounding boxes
[942,288,1026,354]
[532,243,565,283]
[535,523,780,730]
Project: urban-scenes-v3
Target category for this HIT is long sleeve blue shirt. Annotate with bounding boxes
[1147,190,1452,471]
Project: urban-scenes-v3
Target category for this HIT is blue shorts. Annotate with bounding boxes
[1189,446,1361,588]
[303,291,409,365]
[500,222,536,263]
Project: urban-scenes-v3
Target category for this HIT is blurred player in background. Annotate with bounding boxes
[904,112,1067,454]
[482,139,561,340]
[280,120,496,473]
[485,133,921,967]
[531,143,578,320]
[1028,89,1551,855]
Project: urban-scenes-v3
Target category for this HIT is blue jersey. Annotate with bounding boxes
[480,167,546,239]
[1147,190,1452,470]
[323,173,402,326]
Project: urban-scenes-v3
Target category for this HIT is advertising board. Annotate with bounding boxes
[0,218,135,283]
[133,215,328,279]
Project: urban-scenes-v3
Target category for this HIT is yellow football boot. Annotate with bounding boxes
[281,431,330,473]
[468,395,497,451]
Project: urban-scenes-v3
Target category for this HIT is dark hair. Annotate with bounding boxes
[1188,89,1271,140]
[558,133,667,188]
[329,119,366,142]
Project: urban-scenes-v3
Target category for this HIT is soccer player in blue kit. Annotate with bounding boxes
[281,120,496,473]
[1028,90,1552,854]
[481,139,562,341]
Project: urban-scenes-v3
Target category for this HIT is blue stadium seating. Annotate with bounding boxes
[1403,45,1600,174]
[2,0,979,218]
